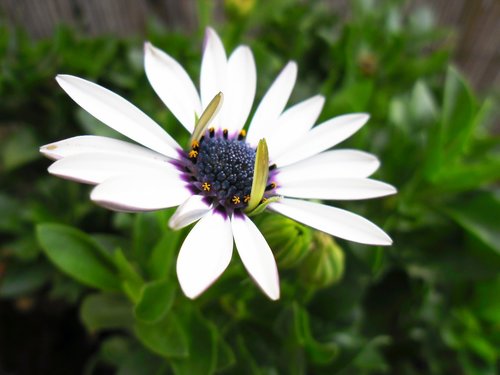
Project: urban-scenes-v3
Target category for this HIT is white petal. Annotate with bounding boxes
[231,215,280,300]
[276,178,397,200]
[56,75,180,158]
[247,61,297,145]
[47,152,178,185]
[90,171,190,212]
[218,46,256,133]
[176,212,233,299]
[267,95,324,159]
[273,114,369,167]
[169,195,212,230]
[200,27,227,110]
[269,198,392,246]
[276,150,380,184]
[40,135,171,162]
[144,42,202,133]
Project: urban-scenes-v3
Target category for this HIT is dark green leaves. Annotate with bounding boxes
[134,280,176,323]
[37,223,120,291]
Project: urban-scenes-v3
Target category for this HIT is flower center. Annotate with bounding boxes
[183,128,258,212]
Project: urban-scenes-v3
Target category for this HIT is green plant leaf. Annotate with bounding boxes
[171,310,218,375]
[134,312,189,359]
[147,231,181,280]
[113,249,144,302]
[440,66,476,161]
[37,223,120,291]
[445,191,500,256]
[80,292,134,332]
[292,303,339,365]
[134,280,176,323]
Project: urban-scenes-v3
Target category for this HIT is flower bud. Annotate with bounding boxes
[225,0,255,17]
[299,232,345,288]
[258,214,312,269]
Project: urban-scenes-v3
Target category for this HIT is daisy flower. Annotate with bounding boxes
[40,28,396,301]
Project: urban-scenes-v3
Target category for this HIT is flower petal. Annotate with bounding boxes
[247,61,297,146]
[144,42,202,133]
[176,212,233,299]
[90,171,190,212]
[169,195,212,230]
[47,152,178,185]
[218,46,256,133]
[276,178,397,200]
[267,95,325,159]
[272,113,369,167]
[275,149,380,184]
[269,198,392,246]
[40,135,170,162]
[56,75,180,158]
[231,215,280,300]
[200,27,227,110]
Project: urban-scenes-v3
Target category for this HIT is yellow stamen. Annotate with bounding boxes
[244,195,251,203]
[202,182,211,191]
[232,196,241,204]
[189,150,198,158]
[240,129,246,137]
[191,140,199,148]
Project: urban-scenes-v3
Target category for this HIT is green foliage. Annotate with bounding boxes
[1,0,499,373]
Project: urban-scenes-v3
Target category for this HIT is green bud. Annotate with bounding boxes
[299,232,345,288]
[259,214,312,269]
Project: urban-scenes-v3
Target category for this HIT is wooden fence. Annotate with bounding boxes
[1,0,499,91]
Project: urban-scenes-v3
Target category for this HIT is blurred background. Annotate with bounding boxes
[0,0,499,374]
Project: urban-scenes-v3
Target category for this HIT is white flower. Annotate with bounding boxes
[40,28,396,301]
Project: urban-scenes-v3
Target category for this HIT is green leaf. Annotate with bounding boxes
[1,125,39,171]
[191,92,223,144]
[80,293,134,332]
[113,249,144,302]
[215,337,236,372]
[440,66,476,161]
[134,312,189,359]
[171,310,218,375]
[37,223,120,291]
[245,139,269,213]
[0,262,52,298]
[292,303,338,365]
[445,191,500,256]
[134,280,176,323]
[410,80,437,123]
[147,231,181,280]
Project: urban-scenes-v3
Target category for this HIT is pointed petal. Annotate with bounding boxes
[176,212,233,299]
[267,95,325,159]
[218,46,256,133]
[276,178,397,200]
[247,61,297,145]
[56,75,180,158]
[276,150,380,184]
[48,152,179,185]
[169,195,212,230]
[144,42,202,133]
[269,198,392,246]
[273,114,369,167]
[40,135,171,162]
[200,27,227,110]
[90,171,190,212]
[232,215,280,300]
